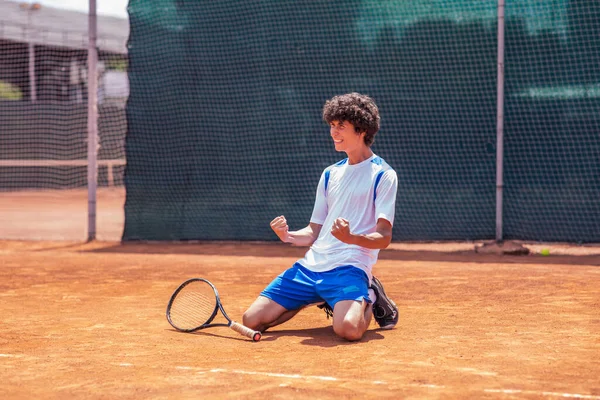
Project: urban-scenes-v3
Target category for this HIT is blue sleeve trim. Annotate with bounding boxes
[371,156,383,165]
[373,170,385,201]
[324,169,331,193]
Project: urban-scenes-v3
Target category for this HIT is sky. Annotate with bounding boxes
[12,0,128,19]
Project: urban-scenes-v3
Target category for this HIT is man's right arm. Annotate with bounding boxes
[286,222,322,247]
[270,216,322,247]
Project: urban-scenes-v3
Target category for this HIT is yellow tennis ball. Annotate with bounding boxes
[540,248,550,256]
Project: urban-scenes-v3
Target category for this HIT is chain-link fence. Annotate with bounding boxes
[0,1,127,240]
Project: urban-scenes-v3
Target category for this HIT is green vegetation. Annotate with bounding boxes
[105,57,128,72]
[0,81,23,100]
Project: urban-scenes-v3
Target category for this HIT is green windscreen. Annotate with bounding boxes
[123,0,599,242]
[503,0,600,242]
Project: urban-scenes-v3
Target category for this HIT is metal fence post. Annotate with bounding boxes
[496,0,506,242]
[87,0,98,241]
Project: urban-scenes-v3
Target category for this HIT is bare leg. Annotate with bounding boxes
[242,296,303,332]
[331,299,373,341]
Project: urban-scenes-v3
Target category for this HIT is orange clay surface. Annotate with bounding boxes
[1,239,599,399]
[0,188,125,241]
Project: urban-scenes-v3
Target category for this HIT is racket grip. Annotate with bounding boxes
[230,321,262,342]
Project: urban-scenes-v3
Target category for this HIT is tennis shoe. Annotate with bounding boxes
[370,276,398,329]
[317,302,333,319]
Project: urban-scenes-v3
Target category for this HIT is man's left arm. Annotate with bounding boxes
[331,217,392,249]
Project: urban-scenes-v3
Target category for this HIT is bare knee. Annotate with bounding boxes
[332,300,368,341]
[333,319,365,342]
[242,296,290,332]
[243,307,272,331]
[242,310,260,331]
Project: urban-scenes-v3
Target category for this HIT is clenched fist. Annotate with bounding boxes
[331,217,354,244]
[270,215,290,243]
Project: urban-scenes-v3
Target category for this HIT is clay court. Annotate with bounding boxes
[2,0,600,397]
[1,188,599,400]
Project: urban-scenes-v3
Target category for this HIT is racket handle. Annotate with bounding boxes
[230,321,262,342]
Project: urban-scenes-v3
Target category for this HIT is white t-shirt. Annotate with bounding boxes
[296,154,398,281]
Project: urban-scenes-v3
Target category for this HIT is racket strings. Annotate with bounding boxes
[169,282,217,330]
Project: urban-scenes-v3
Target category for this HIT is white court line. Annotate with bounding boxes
[456,367,497,376]
[210,368,339,382]
[175,367,445,389]
[485,389,600,399]
[175,367,599,398]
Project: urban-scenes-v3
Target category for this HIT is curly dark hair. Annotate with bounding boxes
[322,92,380,146]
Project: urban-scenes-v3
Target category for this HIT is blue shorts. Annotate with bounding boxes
[260,263,371,311]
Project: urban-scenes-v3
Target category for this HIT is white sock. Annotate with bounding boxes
[368,288,376,303]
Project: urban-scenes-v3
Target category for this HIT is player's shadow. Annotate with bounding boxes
[260,325,386,347]
[165,326,386,346]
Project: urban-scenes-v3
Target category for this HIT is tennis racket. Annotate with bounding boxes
[166,278,261,342]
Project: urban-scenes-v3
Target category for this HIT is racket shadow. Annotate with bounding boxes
[260,325,386,347]
[164,328,254,342]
